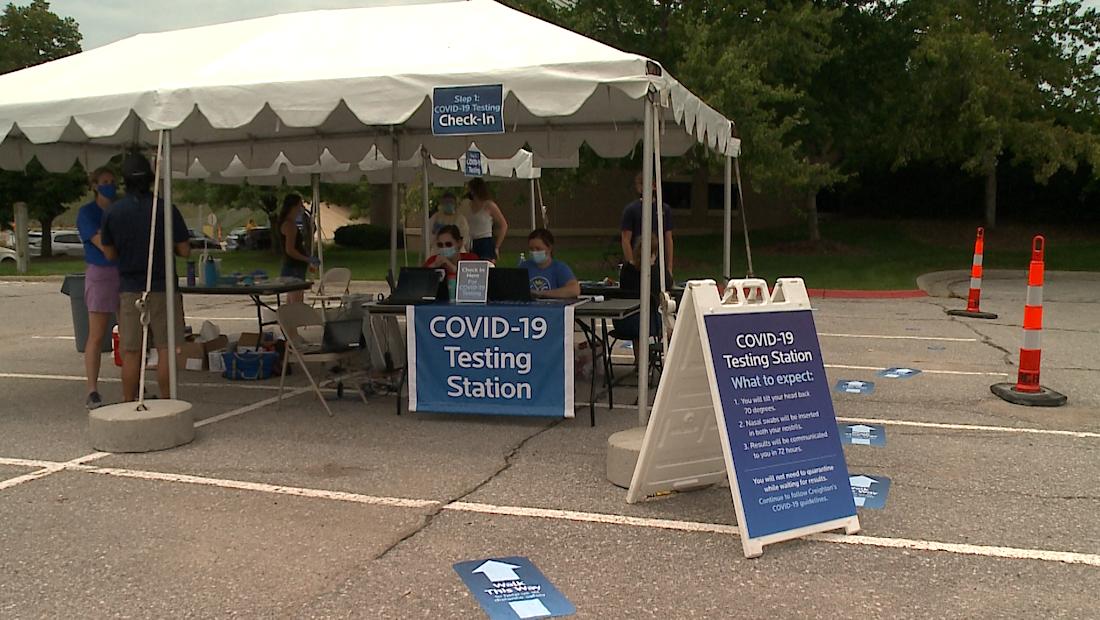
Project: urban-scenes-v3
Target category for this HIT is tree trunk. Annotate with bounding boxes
[984,165,997,229]
[806,188,821,242]
[40,217,53,258]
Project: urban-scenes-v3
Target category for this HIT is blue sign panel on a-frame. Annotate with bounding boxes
[703,310,857,540]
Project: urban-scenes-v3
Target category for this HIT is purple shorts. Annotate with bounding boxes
[84,264,120,313]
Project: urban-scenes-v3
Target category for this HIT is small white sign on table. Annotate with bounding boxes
[456,260,491,303]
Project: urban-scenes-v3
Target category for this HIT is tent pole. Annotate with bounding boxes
[390,134,399,280]
[724,156,732,282]
[421,147,430,260]
[653,114,667,358]
[735,158,754,278]
[162,129,179,400]
[312,173,324,281]
[529,179,536,231]
[638,97,654,427]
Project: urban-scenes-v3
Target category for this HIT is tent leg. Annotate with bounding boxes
[162,130,179,400]
[312,173,323,280]
[390,133,399,279]
[735,158,753,278]
[638,98,655,427]
[422,148,430,260]
[529,179,536,231]
[724,156,732,282]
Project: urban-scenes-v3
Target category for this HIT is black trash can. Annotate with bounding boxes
[60,273,115,353]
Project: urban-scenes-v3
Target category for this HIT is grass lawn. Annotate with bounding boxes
[4,220,1097,290]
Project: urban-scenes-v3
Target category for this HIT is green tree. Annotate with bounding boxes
[886,0,1100,227]
[0,158,88,256]
[0,0,85,253]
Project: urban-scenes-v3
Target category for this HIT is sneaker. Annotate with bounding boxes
[85,392,103,410]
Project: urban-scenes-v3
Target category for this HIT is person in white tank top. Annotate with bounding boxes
[465,177,508,262]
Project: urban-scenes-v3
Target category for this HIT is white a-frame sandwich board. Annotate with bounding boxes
[627,278,859,558]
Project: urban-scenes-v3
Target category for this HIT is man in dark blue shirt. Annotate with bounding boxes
[76,166,121,409]
[620,172,675,276]
[100,153,191,402]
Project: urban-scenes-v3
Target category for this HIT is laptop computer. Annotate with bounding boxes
[487,267,534,302]
[377,267,447,305]
[319,318,365,354]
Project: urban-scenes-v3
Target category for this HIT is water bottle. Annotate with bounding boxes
[204,256,217,287]
[518,252,525,266]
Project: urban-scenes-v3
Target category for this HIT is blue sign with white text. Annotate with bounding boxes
[877,367,921,379]
[410,303,572,417]
[850,474,891,509]
[454,557,576,620]
[432,84,505,136]
[835,380,874,394]
[465,148,484,176]
[839,423,887,446]
[703,310,857,540]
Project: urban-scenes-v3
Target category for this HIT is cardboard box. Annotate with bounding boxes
[177,335,229,371]
[236,332,262,348]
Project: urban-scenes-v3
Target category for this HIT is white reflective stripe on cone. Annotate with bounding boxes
[973,254,983,266]
[1026,286,1043,308]
[1022,329,1042,351]
[970,277,982,290]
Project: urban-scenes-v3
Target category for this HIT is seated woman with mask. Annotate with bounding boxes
[426,192,469,256]
[423,225,478,297]
[519,228,580,299]
[613,234,674,364]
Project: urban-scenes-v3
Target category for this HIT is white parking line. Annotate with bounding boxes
[0,452,109,491]
[820,333,978,342]
[837,416,1100,440]
[825,364,1008,377]
[5,459,1098,567]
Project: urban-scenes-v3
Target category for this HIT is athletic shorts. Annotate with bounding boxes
[84,264,120,313]
[118,292,185,352]
[281,264,307,279]
[471,237,497,261]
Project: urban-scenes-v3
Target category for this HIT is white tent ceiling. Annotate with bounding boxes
[0,0,738,174]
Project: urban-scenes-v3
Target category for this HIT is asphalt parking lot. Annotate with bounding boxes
[1,272,1097,619]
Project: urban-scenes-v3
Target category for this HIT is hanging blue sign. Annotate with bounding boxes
[877,367,921,379]
[408,303,574,417]
[465,148,484,176]
[835,380,874,394]
[432,84,505,136]
[849,474,891,509]
[703,309,857,540]
[838,423,887,446]
[454,556,576,620]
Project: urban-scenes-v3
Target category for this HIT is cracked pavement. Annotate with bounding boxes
[0,274,1098,619]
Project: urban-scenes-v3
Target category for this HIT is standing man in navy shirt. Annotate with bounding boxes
[76,167,120,409]
[620,172,674,277]
[100,153,191,402]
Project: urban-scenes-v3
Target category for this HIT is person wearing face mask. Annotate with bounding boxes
[423,225,478,278]
[613,234,674,365]
[519,228,580,299]
[426,192,470,257]
[76,167,121,409]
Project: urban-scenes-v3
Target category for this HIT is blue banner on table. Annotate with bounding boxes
[454,557,576,619]
[703,309,857,540]
[432,84,505,136]
[409,303,574,417]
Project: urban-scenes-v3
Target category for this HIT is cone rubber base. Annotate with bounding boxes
[991,383,1067,407]
[947,309,998,319]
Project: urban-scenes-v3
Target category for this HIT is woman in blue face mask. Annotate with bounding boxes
[76,166,121,410]
[423,225,478,285]
[519,228,580,299]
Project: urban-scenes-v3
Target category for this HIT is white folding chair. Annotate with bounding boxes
[276,302,368,416]
[306,267,352,319]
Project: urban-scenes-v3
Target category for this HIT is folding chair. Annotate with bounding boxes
[276,302,369,417]
[306,267,352,319]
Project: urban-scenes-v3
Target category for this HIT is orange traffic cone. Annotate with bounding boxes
[991,236,1066,406]
[948,227,997,319]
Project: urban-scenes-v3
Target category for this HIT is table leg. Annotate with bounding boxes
[600,318,614,409]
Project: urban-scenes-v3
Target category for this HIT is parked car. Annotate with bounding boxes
[225,226,272,251]
[0,246,15,264]
[188,228,222,250]
[29,230,84,257]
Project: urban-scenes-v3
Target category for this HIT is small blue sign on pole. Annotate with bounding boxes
[465,148,484,176]
[432,84,505,136]
[835,380,874,394]
[454,556,576,619]
[877,367,921,379]
[838,423,887,446]
[849,474,891,509]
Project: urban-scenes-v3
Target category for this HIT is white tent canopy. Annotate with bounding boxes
[179,145,545,186]
[0,0,743,421]
[0,0,738,173]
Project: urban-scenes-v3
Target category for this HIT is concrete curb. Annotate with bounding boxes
[916,269,1100,299]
